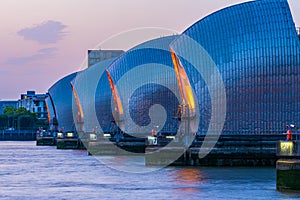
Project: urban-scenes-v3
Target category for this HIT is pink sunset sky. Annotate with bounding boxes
[0,0,299,100]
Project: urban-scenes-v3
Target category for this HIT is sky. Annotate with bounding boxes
[0,0,299,100]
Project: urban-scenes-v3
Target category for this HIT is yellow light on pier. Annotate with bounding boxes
[67,132,74,138]
[280,141,294,155]
[166,136,176,139]
[57,132,63,138]
[90,133,97,141]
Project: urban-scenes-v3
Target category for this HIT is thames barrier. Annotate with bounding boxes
[36,0,300,167]
[1,0,300,198]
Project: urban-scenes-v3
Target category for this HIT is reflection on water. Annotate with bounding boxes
[0,141,300,200]
[175,168,205,184]
[172,168,204,199]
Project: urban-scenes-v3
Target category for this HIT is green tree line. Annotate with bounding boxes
[0,106,48,130]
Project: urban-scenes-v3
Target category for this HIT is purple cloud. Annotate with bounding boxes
[17,20,67,44]
[5,48,58,65]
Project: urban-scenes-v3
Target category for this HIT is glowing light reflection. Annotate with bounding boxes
[106,70,124,115]
[71,84,84,122]
[45,102,51,123]
[171,48,195,110]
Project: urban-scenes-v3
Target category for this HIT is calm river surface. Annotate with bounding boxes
[0,141,299,200]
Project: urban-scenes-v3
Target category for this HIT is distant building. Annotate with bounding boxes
[88,49,124,67]
[0,101,18,114]
[18,91,48,120]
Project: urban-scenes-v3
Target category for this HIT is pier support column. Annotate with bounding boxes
[276,159,300,191]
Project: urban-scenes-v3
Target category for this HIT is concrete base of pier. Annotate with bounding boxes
[276,159,300,191]
[56,138,85,150]
[145,146,276,166]
[36,136,56,146]
[146,146,186,166]
[145,135,284,166]
[87,141,145,156]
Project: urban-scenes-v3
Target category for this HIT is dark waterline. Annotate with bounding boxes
[0,141,299,200]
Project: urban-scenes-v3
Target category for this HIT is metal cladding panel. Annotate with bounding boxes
[171,0,300,135]
[48,72,77,132]
[95,70,115,133]
[106,36,180,135]
[72,58,116,133]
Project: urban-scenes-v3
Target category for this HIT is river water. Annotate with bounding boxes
[0,141,299,200]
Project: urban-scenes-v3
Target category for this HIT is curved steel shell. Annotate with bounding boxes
[171,0,300,135]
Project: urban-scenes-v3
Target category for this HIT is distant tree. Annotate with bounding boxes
[15,107,31,115]
[0,114,8,130]
[3,106,16,115]
[35,118,49,130]
[2,106,43,130]
[18,115,35,130]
